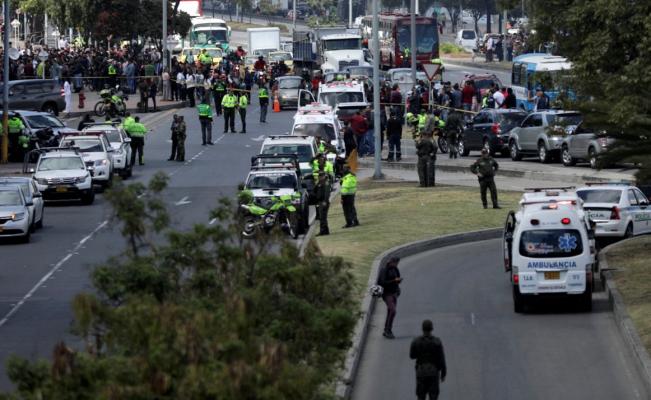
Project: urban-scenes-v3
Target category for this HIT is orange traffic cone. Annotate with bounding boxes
[273,96,281,113]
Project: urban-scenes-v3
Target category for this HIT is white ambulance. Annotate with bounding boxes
[290,103,346,163]
[503,187,596,313]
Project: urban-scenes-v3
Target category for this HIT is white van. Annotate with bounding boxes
[455,29,477,52]
[503,188,596,313]
[290,103,346,163]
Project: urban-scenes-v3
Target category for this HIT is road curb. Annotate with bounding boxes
[599,241,651,396]
[442,57,513,71]
[358,159,634,185]
[298,185,341,257]
[335,228,502,399]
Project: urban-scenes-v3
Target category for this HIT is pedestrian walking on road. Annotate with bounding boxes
[258,81,269,123]
[340,165,359,228]
[169,114,186,161]
[377,257,402,339]
[470,148,500,209]
[410,319,447,400]
[128,116,147,166]
[415,131,437,187]
[197,98,214,145]
[222,87,238,133]
[238,91,248,133]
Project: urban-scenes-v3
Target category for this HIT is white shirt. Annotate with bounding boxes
[185,74,195,88]
[176,72,185,85]
[492,90,505,108]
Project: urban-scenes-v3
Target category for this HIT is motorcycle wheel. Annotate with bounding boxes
[242,216,258,238]
[438,137,449,154]
[94,101,107,117]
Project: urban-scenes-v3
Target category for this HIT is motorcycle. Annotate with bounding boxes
[240,194,300,239]
[94,85,128,117]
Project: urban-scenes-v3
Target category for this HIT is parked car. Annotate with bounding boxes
[0,80,65,115]
[456,29,477,52]
[459,109,527,157]
[0,177,44,230]
[508,110,582,163]
[1,110,75,138]
[275,76,304,109]
[462,73,503,97]
[561,126,617,169]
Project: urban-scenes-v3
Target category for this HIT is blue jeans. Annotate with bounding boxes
[363,129,375,156]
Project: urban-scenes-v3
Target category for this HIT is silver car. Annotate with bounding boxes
[561,128,616,169]
[0,177,44,229]
[0,186,33,243]
[508,110,583,163]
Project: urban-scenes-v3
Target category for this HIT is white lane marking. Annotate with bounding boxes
[251,135,266,141]
[245,144,251,147]
[174,196,192,206]
[209,218,217,225]
[0,220,109,328]
[471,313,476,326]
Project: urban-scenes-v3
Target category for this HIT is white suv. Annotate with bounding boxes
[83,123,132,178]
[259,135,318,180]
[59,133,114,188]
[576,183,651,238]
[31,149,95,205]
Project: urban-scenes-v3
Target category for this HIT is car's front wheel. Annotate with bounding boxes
[562,146,576,167]
[588,147,598,169]
[510,141,522,161]
[538,142,551,163]
[458,138,470,156]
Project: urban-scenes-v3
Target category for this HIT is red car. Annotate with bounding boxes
[462,73,503,97]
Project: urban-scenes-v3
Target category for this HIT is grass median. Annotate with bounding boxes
[316,180,521,294]
[605,235,651,354]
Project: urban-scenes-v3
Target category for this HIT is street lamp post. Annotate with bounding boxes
[410,0,416,84]
[162,0,167,70]
[372,0,382,179]
[1,0,10,163]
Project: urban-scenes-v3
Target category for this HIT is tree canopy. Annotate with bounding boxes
[531,0,651,181]
[0,173,358,399]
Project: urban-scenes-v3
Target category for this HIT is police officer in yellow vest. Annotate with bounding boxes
[199,49,212,66]
[221,87,237,133]
[127,116,147,166]
[311,153,334,182]
[416,108,428,139]
[107,61,118,87]
[340,165,359,228]
[212,74,226,116]
[197,98,214,145]
[7,115,26,161]
[258,81,269,123]
[237,92,248,134]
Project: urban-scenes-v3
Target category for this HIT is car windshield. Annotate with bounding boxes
[61,139,103,152]
[474,79,496,89]
[38,157,85,171]
[397,23,439,54]
[346,67,372,77]
[261,144,313,163]
[0,182,30,197]
[318,92,364,107]
[576,189,622,203]
[391,70,427,83]
[292,123,336,141]
[462,31,476,40]
[498,113,527,125]
[270,52,291,62]
[102,130,122,143]
[25,115,65,129]
[247,173,297,190]
[192,30,228,44]
[0,190,22,206]
[279,79,302,89]
[548,113,582,127]
[519,229,583,258]
[322,38,360,51]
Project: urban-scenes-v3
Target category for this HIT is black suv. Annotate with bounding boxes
[459,109,528,157]
[0,80,65,115]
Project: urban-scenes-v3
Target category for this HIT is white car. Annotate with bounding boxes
[576,183,651,238]
[455,29,477,52]
[259,135,318,180]
[59,133,114,188]
[290,102,346,163]
[82,124,132,178]
[32,149,95,205]
[0,177,44,229]
[0,186,34,243]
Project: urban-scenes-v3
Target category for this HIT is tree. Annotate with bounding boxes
[0,174,358,399]
[530,1,651,182]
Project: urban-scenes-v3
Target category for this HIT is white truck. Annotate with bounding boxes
[292,26,370,74]
[503,187,596,313]
[247,27,281,57]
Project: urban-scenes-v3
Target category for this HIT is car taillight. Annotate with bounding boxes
[598,137,608,147]
[491,123,501,134]
[610,206,620,220]
[513,273,519,285]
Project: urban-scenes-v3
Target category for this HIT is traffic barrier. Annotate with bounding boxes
[273,97,281,112]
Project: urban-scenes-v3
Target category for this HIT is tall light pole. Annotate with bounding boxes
[348,0,353,27]
[2,0,10,163]
[162,0,168,70]
[410,0,416,84]
[372,0,381,179]
[293,0,296,30]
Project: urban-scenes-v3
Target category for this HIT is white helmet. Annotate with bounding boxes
[369,285,384,298]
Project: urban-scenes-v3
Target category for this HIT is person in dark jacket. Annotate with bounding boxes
[470,148,500,208]
[77,114,95,131]
[504,87,517,108]
[312,171,331,236]
[410,319,447,400]
[377,257,402,339]
[343,121,357,159]
[386,111,402,161]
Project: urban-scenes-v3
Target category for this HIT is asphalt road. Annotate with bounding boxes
[0,94,294,389]
[351,239,650,400]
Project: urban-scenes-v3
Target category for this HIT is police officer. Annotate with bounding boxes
[406,111,419,139]
[410,319,447,400]
[415,131,437,187]
[212,74,226,116]
[258,80,269,123]
[416,108,428,139]
[470,148,500,209]
[311,153,334,182]
[122,112,135,132]
[221,87,237,133]
[197,98,214,145]
[340,165,359,228]
[445,111,463,159]
[128,116,147,166]
[312,171,331,236]
[7,114,25,161]
[107,61,117,87]
[169,114,180,161]
[169,114,186,161]
[238,90,248,133]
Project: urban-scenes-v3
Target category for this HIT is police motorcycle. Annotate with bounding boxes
[94,85,129,117]
[239,192,301,239]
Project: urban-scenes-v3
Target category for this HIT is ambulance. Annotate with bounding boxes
[503,187,596,313]
[290,103,346,164]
